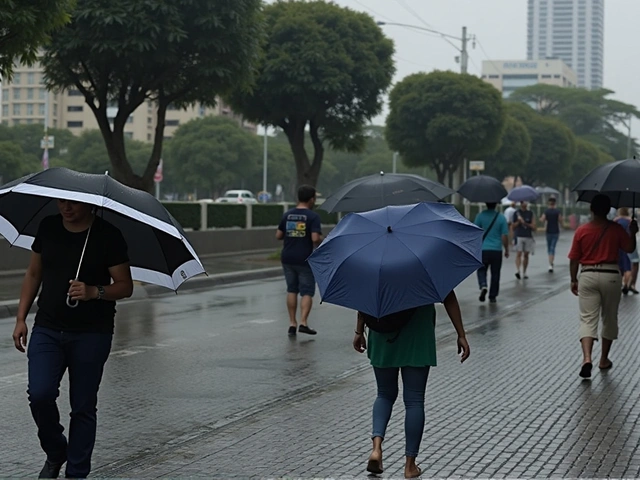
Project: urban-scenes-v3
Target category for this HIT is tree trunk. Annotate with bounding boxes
[282,118,323,188]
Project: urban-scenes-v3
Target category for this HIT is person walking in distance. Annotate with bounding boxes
[474,203,509,303]
[513,201,536,279]
[540,197,563,273]
[504,201,517,249]
[11,199,133,479]
[614,208,634,294]
[568,195,637,379]
[276,185,323,336]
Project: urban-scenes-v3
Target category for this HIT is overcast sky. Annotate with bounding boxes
[322,0,639,140]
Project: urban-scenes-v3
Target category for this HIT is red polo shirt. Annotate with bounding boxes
[568,221,632,265]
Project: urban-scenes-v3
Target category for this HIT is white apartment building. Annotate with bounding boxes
[481,59,578,98]
[1,62,255,141]
[527,0,604,89]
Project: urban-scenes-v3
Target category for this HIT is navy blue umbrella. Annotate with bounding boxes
[307,202,482,318]
[507,185,539,203]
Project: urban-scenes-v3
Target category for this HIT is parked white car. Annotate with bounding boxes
[215,190,258,204]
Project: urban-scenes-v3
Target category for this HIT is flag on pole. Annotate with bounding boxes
[42,148,49,170]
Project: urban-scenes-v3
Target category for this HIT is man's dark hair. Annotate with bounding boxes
[548,197,557,204]
[590,194,611,217]
[298,185,316,203]
[485,202,497,210]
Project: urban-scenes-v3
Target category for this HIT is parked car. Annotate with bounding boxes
[215,190,258,204]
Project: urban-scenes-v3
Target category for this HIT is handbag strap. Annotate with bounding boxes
[482,212,500,240]
[586,222,610,258]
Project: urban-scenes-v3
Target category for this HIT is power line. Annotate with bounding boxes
[475,37,501,74]
[352,0,395,23]
[395,0,435,30]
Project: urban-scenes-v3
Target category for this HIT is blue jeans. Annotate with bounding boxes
[282,263,316,297]
[546,233,559,256]
[27,326,112,478]
[372,366,430,457]
[477,250,503,299]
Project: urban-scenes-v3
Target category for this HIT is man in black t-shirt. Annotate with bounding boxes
[513,201,536,279]
[276,185,323,336]
[12,199,133,479]
[540,197,563,273]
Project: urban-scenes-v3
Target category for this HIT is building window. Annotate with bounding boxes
[166,119,180,126]
[147,133,152,141]
[13,89,21,100]
[53,119,58,128]
[26,104,34,115]
[1,105,8,117]
[67,121,83,128]
[554,74,560,78]
[53,104,57,116]
[540,75,552,78]
[126,116,134,124]
[26,118,33,124]
[27,88,34,100]
[39,88,46,100]
[13,104,21,116]
[68,89,83,96]
[27,72,35,85]
[13,73,21,84]
[39,104,45,115]
[67,105,83,112]
[124,132,133,139]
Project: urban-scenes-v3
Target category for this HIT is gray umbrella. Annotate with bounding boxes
[319,172,454,214]
[457,175,508,203]
[536,186,561,196]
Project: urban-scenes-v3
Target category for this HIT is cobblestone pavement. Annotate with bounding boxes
[91,289,640,479]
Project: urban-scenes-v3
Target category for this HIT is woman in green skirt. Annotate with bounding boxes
[353,291,470,478]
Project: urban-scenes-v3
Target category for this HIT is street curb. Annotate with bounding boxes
[0,267,283,319]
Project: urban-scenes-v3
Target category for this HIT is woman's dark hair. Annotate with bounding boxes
[485,202,497,210]
[298,185,316,203]
[590,194,611,218]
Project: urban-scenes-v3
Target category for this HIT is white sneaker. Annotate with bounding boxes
[549,266,554,273]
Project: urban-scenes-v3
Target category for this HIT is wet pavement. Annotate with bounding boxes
[2,232,639,477]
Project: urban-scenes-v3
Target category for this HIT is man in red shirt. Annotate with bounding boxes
[568,194,638,379]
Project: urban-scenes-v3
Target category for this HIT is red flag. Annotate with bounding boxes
[42,149,49,170]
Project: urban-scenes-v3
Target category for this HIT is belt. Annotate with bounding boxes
[581,268,620,274]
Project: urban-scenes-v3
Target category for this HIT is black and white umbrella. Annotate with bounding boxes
[0,168,205,290]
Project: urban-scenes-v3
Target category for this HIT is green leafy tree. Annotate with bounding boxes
[570,138,614,186]
[0,123,75,170]
[42,0,263,192]
[509,84,639,159]
[0,141,34,183]
[507,103,576,186]
[0,0,74,79]
[64,130,150,174]
[482,115,532,182]
[164,116,261,198]
[386,71,505,185]
[227,0,395,187]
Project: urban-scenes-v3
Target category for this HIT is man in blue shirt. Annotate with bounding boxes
[540,197,563,273]
[474,203,510,303]
[276,185,323,336]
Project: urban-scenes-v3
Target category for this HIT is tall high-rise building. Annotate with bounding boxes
[527,0,604,89]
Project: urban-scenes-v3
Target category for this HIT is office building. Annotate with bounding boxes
[1,62,255,141]
[527,0,604,89]
[481,59,578,98]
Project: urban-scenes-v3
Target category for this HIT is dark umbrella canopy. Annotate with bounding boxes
[573,158,640,208]
[457,175,507,203]
[319,172,454,214]
[507,185,539,203]
[0,168,204,290]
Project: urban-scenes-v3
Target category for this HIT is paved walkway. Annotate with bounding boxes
[83,288,640,479]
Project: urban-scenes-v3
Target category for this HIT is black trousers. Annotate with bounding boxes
[476,250,503,299]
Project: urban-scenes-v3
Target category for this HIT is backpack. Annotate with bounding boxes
[358,307,418,343]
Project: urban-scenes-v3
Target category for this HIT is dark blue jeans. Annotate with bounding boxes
[372,366,430,457]
[27,326,112,478]
[477,250,503,299]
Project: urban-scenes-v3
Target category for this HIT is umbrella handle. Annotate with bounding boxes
[66,295,79,309]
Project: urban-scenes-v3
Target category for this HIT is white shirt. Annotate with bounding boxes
[504,206,516,224]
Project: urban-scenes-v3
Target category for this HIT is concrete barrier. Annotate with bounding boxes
[0,225,336,273]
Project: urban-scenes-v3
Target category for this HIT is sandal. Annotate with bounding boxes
[366,458,383,474]
[405,466,422,479]
[580,362,593,378]
[599,361,613,370]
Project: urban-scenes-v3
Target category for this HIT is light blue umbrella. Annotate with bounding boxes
[307,203,482,318]
[507,185,539,202]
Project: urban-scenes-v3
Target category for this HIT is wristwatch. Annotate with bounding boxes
[96,285,105,300]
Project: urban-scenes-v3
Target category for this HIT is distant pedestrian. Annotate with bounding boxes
[353,292,470,479]
[276,185,323,336]
[513,201,536,279]
[568,194,637,378]
[474,203,509,303]
[11,199,133,479]
[614,208,633,294]
[540,197,563,273]
[504,201,517,248]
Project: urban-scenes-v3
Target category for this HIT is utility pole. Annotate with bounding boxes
[392,151,398,174]
[460,26,468,74]
[627,113,633,159]
[262,124,268,194]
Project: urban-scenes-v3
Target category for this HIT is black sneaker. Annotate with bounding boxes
[489,297,497,304]
[479,287,488,302]
[298,325,317,335]
[39,460,65,479]
[515,272,521,279]
[287,326,297,336]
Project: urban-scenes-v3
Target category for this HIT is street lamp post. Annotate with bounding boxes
[392,151,398,174]
[262,124,268,195]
